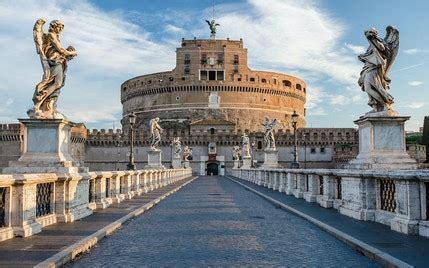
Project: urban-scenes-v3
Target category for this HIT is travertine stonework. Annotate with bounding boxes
[121,38,306,132]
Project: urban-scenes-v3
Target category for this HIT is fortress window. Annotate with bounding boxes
[210,128,215,135]
[169,77,174,81]
[257,141,262,150]
[250,77,255,82]
[310,148,316,154]
[217,71,224,81]
[320,147,326,153]
[176,96,180,101]
[201,53,207,64]
[303,88,306,93]
[209,71,216,80]
[184,67,190,75]
[237,78,241,81]
[217,53,224,64]
[273,78,277,84]
[283,80,291,87]
[184,54,191,65]
[261,79,267,83]
[147,80,152,84]
[200,70,208,80]
[123,87,127,92]
[233,55,239,64]
[296,84,302,90]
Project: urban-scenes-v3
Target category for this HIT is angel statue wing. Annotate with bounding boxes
[205,20,211,26]
[383,25,399,76]
[33,18,50,80]
[269,119,278,129]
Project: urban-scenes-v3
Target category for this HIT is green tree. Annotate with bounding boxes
[422,116,429,162]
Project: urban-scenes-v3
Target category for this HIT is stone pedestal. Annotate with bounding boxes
[233,160,240,169]
[241,157,251,169]
[146,150,165,169]
[3,119,85,174]
[261,150,278,168]
[183,160,190,169]
[172,157,182,169]
[347,116,417,170]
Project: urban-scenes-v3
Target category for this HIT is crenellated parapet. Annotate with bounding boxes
[0,124,23,142]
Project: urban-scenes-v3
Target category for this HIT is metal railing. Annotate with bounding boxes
[380,179,396,213]
[36,183,52,217]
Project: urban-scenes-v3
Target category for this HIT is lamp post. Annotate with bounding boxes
[126,112,136,170]
[116,140,122,171]
[303,133,307,169]
[169,141,174,168]
[291,110,299,169]
[250,141,256,168]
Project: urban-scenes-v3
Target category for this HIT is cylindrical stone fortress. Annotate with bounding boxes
[121,38,306,132]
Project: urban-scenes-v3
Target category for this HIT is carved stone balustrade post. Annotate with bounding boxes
[304,174,319,203]
[318,174,337,208]
[391,179,421,234]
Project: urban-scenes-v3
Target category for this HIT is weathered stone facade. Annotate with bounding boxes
[121,38,306,132]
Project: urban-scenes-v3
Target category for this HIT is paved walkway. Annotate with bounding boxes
[0,177,195,267]
[227,176,429,267]
[70,176,378,267]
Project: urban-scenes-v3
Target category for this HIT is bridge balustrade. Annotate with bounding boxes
[0,168,191,242]
[232,168,429,238]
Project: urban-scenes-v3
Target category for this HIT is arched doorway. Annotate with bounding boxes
[206,162,219,176]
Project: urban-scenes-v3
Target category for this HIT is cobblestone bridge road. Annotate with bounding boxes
[70,176,378,267]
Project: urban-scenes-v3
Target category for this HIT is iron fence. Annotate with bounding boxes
[380,179,396,212]
[36,183,52,217]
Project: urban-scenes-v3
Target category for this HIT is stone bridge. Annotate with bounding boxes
[0,170,428,267]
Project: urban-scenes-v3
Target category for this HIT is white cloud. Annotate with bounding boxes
[0,0,176,128]
[164,24,184,34]
[345,43,366,54]
[210,0,361,85]
[403,48,429,55]
[305,87,327,116]
[408,81,423,87]
[399,101,425,109]
[330,95,347,105]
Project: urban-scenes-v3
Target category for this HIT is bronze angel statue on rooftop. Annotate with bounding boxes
[358,26,399,115]
[205,19,220,38]
[28,18,77,119]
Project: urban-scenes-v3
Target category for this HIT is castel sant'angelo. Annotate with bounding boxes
[0,21,425,175]
[121,37,306,132]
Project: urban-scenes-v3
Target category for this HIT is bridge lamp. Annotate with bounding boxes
[127,112,136,170]
[291,111,299,169]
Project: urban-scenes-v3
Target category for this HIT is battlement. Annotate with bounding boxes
[85,127,358,147]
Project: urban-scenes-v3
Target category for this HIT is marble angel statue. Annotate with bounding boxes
[232,146,242,160]
[183,146,193,161]
[358,26,399,114]
[28,18,77,119]
[241,133,251,158]
[172,137,182,158]
[262,117,278,151]
[149,118,163,151]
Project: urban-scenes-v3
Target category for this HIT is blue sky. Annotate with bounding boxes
[0,0,427,131]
